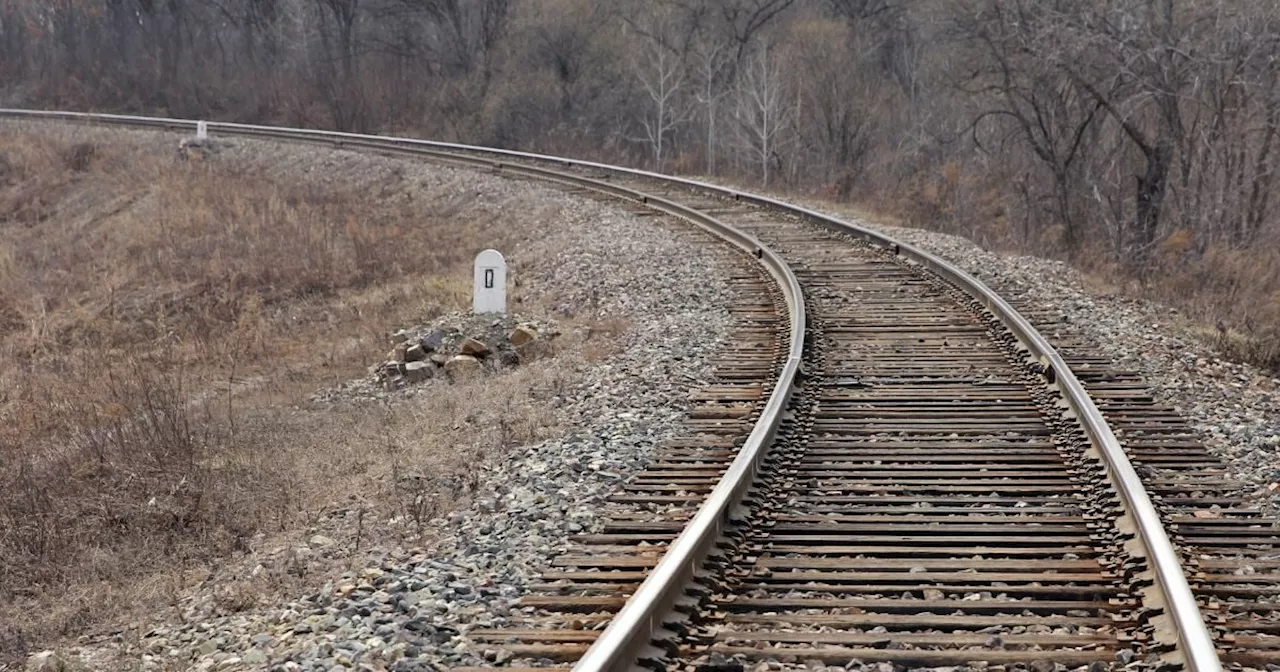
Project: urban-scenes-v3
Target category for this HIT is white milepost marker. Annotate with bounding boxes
[196,121,208,141]
[473,249,507,314]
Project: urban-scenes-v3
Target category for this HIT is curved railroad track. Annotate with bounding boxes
[3,110,1277,672]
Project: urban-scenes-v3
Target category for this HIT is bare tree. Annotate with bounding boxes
[310,0,368,130]
[787,17,879,195]
[732,42,793,185]
[632,39,689,169]
[956,0,1103,253]
[524,0,606,115]
[692,38,732,174]
[626,8,693,170]
[1063,0,1187,268]
[316,0,359,79]
[712,0,797,63]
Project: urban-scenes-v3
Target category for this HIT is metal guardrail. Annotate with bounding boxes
[0,109,1222,672]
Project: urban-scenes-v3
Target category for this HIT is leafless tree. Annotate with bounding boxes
[712,0,798,63]
[956,0,1103,253]
[732,42,794,185]
[3,0,1280,343]
[631,38,689,169]
[788,16,878,194]
[625,7,695,169]
[692,38,733,174]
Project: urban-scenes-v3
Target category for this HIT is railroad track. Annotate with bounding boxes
[3,110,1277,672]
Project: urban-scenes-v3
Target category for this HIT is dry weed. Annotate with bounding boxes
[1145,242,1280,370]
[0,124,560,663]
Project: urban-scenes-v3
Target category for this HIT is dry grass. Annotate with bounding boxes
[1143,242,1280,369]
[0,125,603,663]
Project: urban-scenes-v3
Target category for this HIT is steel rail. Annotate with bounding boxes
[0,109,1222,672]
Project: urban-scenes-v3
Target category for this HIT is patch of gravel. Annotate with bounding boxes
[55,131,742,671]
[825,212,1280,495]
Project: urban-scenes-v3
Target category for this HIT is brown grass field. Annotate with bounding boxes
[0,124,597,661]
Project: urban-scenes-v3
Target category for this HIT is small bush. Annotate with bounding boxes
[62,142,96,172]
[1141,242,1280,371]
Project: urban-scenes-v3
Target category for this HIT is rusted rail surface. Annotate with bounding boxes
[2,110,1260,672]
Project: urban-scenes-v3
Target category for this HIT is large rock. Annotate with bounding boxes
[515,334,547,362]
[404,343,427,362]
[404,361,433,383]
[459,338,491,357]
[25,652,55,672]
[420,329,446,351]
[430,353,450,366]
[445,354,482,377]
[509,324,538,347]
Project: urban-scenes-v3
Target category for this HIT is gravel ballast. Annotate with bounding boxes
[831,212,1280,498]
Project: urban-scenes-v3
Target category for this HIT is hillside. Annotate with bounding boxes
[0,122,729,665]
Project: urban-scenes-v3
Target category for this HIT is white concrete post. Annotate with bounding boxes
[473,249,507,314]
[196,121,208,141]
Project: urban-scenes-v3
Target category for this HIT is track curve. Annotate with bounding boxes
[0,110,1243,672]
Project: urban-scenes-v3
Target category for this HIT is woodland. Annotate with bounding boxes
[1,0,1278,364]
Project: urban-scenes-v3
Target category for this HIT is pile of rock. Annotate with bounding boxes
[177,136,223,162]
[372,312,556,392]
